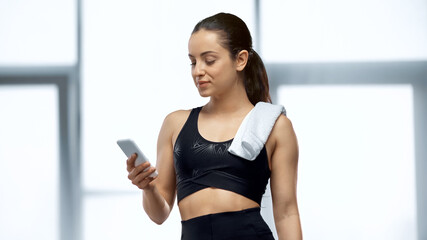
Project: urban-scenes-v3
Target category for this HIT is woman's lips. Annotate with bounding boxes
[198,81,210,88]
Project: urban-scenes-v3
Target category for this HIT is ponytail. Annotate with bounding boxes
[192,13,271,105]
[244,49,271,105]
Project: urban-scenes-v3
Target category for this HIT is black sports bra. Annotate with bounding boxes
[173,107,271,205]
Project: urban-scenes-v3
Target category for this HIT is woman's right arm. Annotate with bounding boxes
[126,112,180,225]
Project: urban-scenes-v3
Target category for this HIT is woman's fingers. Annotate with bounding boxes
[131,168,157,189]
[126,153,138,172]
[128,162,150,178]
[126,153,157,190]
[127,162,157,190]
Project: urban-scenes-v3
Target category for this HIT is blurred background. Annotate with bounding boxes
[1,0,426,239]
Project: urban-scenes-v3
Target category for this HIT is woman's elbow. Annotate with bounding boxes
[151,217,167,225]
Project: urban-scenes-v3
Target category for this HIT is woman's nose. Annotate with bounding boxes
[193,62,205,76]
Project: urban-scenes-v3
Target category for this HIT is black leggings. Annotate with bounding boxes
[181,207,275,240]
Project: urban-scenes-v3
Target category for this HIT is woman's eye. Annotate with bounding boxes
[206,60,215,65]
[190,62,196,66]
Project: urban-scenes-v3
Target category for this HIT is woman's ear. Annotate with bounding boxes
[235,50,249,72]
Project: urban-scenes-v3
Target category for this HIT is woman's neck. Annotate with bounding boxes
[204,87,253,116]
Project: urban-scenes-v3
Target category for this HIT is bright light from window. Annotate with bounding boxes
[83,195,182,240]
[0,86,59,240]
[261,0,427,62]
[278,85,417,239]
[0,0,76,65]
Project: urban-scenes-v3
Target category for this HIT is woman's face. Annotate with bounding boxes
[188,29,241,98]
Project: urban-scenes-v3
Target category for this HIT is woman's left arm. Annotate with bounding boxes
[269,115,303,239]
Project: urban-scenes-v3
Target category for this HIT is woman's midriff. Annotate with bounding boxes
[178,187,260,221]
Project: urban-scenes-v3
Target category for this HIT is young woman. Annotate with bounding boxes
[126,12,302,239]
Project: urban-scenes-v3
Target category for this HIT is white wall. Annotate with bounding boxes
[0,0,76,66]
[261,0,427,62]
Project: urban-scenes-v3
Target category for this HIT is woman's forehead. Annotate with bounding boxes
[188,29,226,55]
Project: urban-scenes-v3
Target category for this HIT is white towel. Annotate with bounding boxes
[228,102,286,160]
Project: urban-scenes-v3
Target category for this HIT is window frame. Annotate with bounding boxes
[0,66,81,240]
[266,60,427,239]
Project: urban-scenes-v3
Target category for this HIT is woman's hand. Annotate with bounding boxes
[127,153,157,190]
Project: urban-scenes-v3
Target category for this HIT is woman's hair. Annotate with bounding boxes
[192,12,271,105]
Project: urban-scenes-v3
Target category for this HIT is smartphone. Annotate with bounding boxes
[117,139,158,177]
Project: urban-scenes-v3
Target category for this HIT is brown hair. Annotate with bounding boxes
[192,12,271,105]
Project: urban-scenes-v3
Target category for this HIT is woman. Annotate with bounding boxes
[126,12,302,239]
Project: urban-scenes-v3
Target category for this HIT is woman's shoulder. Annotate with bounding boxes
[164,109,192,122]
[275,114,293,128]
[161,108,194,131]
[270,114,296,140]
[160,108,195,143]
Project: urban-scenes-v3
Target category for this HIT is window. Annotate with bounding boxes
[278,85,417,239]
[261,0,427,62]
[0,0,76,65]
[0,86,59,240]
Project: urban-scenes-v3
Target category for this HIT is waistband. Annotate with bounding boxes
[181,207,261,224]
[180,207,274,240]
